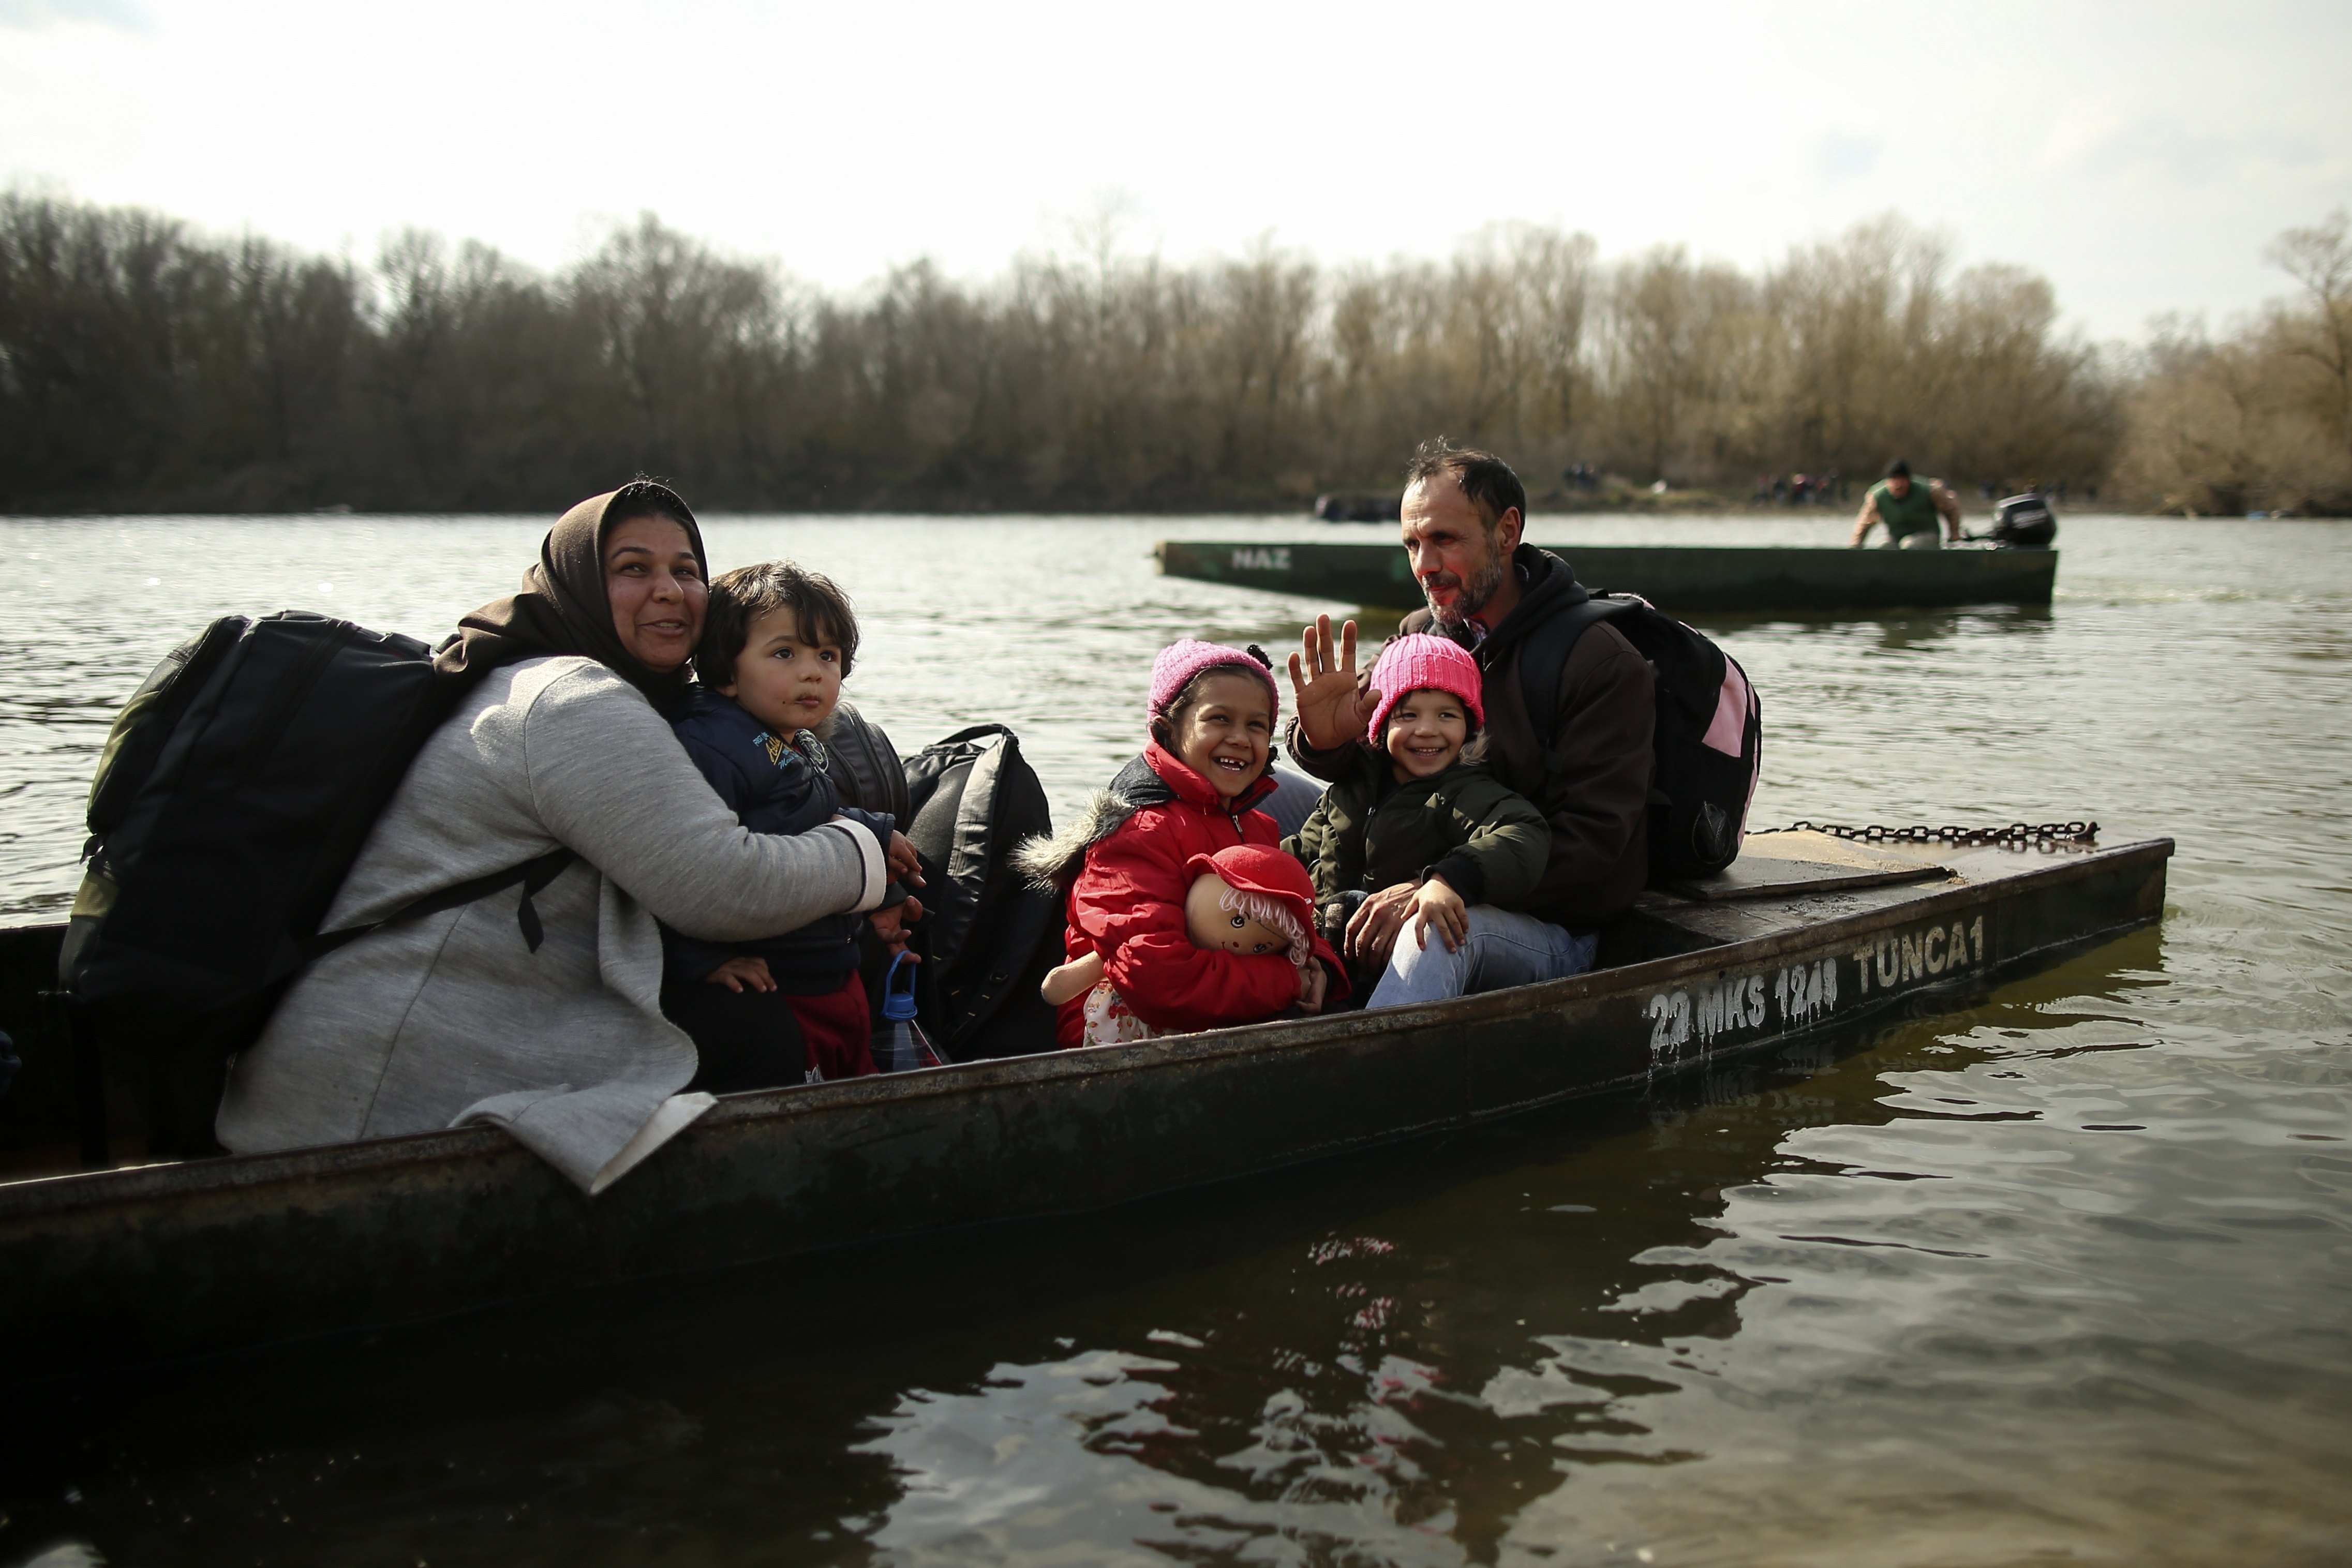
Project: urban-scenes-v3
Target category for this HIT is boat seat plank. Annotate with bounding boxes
[1668,830,1949,901]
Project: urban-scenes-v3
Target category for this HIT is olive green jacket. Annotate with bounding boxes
[1284,751,1552,920]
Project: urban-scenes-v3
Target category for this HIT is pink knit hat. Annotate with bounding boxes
[1148,639,1280,724]
[1367,634,1485,739]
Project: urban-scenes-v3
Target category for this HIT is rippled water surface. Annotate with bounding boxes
[3,512,2348,1566]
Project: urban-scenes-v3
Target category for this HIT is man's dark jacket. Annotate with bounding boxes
[1288,545,1655,930]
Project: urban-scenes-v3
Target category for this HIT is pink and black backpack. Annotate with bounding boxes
[1513,592,1763,881]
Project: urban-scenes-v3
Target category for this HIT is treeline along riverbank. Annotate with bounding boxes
[2,195,2344,515]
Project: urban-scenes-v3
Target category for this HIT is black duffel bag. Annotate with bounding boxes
[896,724,1062,1061]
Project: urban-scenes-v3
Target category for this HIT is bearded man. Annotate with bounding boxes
[1286,440,1655,990]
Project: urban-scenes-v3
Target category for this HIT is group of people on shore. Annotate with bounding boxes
[1756,469,1848,506]
[216,441,1659,1191]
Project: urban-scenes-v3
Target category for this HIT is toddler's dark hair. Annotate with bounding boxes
[694,560,859,688]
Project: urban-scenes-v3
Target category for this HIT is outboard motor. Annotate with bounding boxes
[1990,493,2058,548]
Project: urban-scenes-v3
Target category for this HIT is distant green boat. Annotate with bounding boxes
[1156,539,2059,613]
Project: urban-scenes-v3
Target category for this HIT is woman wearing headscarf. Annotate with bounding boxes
[215,483,886,1193]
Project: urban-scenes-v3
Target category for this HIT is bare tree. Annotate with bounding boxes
[2264,208,2352,453]
[1,195,2159,514]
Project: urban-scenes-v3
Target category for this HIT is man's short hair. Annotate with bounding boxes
[1884,459,1912,480]
[694,559,860,687]
[1406,438,1526,532]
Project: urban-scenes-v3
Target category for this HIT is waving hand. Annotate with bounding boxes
[1287,614,1378,751]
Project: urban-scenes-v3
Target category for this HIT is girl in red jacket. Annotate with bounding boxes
[1017,639,1349,1047]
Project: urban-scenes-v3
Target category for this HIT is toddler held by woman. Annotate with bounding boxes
[663,561,924,1081]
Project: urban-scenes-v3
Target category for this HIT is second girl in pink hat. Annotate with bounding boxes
[1287,633,1580,1007]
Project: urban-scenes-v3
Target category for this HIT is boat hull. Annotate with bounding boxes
[1156,540,2059,613]
[0,833,2166,1384]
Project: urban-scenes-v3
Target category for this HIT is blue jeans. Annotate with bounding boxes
[1365,905,1599,1009]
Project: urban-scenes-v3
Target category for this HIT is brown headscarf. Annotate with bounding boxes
[437,481,709,714]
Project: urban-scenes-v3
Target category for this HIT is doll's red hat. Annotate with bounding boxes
[1185,844,1315,933]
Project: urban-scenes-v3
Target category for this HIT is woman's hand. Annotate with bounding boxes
[869,897,922,944]
[1287,615,1377,752]
[1344,881,1423,964]
[886,831,925,886]
[704,955,776,993]
[1294,959,1330,1013]
[1406,876,1468,953]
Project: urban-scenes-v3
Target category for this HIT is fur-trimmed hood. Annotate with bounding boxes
[1014,782,1146,891]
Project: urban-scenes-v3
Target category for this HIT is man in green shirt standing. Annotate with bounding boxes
[1849,459,1962,548]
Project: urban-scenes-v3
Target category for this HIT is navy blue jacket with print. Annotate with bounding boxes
[662,685,896,991]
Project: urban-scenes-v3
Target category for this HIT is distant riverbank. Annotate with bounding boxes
[12,195,2346,520]
[0,489,2084,521]
[0,495,2187,521]
[0,195,2113,520]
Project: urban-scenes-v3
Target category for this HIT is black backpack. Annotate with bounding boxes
[896,724,1061,1061]
[1515,593,1762,881]
[59,612,568,1058]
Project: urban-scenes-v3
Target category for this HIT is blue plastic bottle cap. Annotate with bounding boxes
[881,950,920,1021]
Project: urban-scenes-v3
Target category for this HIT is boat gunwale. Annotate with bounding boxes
[1163,541,2060,559]
[0,833,2171,1219]
[1154,537,2059,613]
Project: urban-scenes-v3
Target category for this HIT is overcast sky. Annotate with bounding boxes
[4,0,2346,341]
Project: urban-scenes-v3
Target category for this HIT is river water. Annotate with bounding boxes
[1,512,2347,1566]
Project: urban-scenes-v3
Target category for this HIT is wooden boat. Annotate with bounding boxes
[1156,539,2059,613]
[0,827,2168,1385]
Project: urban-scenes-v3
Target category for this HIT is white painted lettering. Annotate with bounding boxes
[1776,959,1838,1028]
[1925,925,1946,974]
[1696,981,1725,1041]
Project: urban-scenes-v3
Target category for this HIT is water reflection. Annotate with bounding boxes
[5,918,2348,1565]
[0,948,2118,1567]
[1685,603,2052,648]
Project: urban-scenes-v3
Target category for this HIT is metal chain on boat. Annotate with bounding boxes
[1756,819,2098,846]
